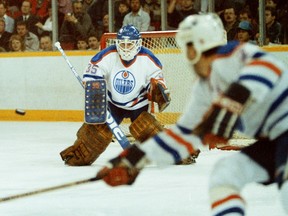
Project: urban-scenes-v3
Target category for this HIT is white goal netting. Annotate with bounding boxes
[100,31,254,147]
[100,31,193,127]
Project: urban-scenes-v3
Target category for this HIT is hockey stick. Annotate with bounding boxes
[0,176,102,203]
[54,42,131,149]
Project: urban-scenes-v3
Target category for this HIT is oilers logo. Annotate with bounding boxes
[113,70,135,94]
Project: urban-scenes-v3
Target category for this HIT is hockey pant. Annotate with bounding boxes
[209,131,288,215]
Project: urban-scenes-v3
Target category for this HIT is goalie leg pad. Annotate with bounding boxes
[129,111,164,143]
[60,123,113,166]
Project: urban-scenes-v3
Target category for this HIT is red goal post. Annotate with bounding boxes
[100,30,178,51]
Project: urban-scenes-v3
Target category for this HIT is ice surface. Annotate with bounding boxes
[0,122,286,216]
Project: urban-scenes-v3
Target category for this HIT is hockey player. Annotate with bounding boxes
[60,25,171,166]
[96,14,288,215]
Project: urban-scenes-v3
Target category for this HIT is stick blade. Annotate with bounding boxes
[84,80,107,124]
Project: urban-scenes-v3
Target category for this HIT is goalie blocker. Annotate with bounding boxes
[85,80,107,124]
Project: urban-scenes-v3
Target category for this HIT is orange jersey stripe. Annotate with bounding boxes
[131,98,139,106]
[166,129,195,154]
[248,60,282,76]
[212,194,244,209]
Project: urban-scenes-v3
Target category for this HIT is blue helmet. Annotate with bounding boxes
[116,25,142,61]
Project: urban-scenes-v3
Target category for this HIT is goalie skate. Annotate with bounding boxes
[85,80,107,124]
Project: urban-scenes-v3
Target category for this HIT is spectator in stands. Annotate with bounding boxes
[244,0,259,19]
[122,0,150,31]
[96,13,110,40]
[87,33,99,50]
[82,0,96,13]
[35,4,52,37]
[277,0,288,44]
[39,34,53,51]
[16,20,39,51]
[5,0,21,18]
[266,0,277,8]
[76,35,89,50]
[58,0,73,31]
[114,0,130,32]
[0,1,15,33]
[58,0,72,16]
[9,34,25,51]
[255,31,277,46]
[0,17,12,51]
[29,0,51,22]
[59,0,95,50]
[14,0,40,37]
[215,0,246,15]
[239,9,251,22]
[143,0,161,31]
[265,6,282,44]
[235,20,256,44]
[88,0,108,29]
[168,0,198,30]
[238,7,258,36]
[223,7,239,41]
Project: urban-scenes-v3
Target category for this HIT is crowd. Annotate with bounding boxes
[0,0,288,52]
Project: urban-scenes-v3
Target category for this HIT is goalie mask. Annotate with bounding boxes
[176,13,227,65]
[116,25,142,61]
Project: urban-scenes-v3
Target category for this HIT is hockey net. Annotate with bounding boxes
[100,31,254,147]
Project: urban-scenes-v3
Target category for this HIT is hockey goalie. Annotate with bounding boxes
[59,25,171,166]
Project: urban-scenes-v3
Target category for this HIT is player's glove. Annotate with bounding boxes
[149,78,171,112]
[96,145,149,187]
[194,83,250,146]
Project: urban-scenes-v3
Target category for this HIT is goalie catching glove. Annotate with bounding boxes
[194,82,251,146]
[96,145,149,186]
[149,78,171,112]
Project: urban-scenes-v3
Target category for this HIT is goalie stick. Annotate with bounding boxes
[54,42,131,149]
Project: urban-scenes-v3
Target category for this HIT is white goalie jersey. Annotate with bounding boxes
[140,41,288,165]
[83,45,166,110]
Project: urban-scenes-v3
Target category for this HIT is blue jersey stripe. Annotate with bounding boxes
[83,74,103,79]
[154,135,181,163]
[256,88,288,136]
[252,52,266,58]
[268,88,288,114]
[176,124,193,134]
[91,45,117,63]
[214,207,244,216]
[239,75,274,89]
[107,87,147,106]
[268,111,288,132]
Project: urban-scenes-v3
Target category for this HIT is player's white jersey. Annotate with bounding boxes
[140,40,288,165]
[83,45,165,110]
